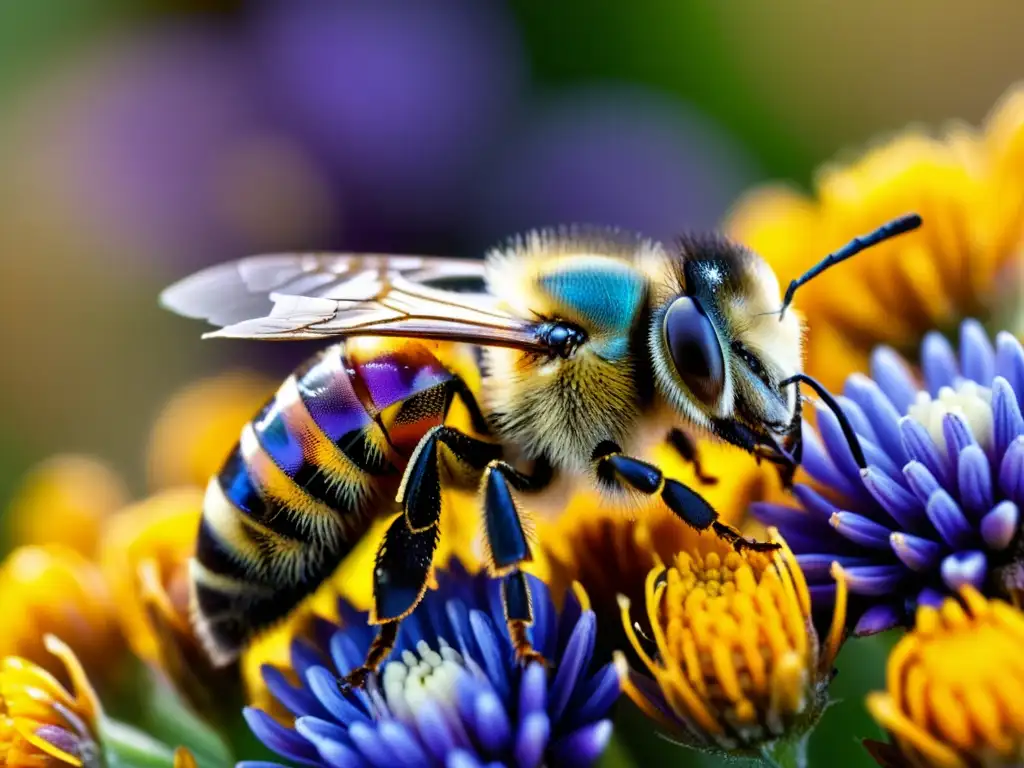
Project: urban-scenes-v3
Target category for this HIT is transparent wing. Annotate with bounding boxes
[160,253,546,350]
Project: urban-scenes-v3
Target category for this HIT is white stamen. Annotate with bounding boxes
[908,380,993,452]
[380,641,467,726]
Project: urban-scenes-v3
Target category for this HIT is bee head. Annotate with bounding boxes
[649,234,803,439]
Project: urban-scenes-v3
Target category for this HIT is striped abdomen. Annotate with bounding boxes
[192,338,473,664]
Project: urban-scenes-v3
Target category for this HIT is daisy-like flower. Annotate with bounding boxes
[5,454,127,557]
[864,588,1024,768]
[1,636,104,767]
[727,83,1024,392]
[1,635,201,768]
[754,320,1024,634]
[243,562,618,768]
[146,370,275,491]
[617,530,847,765]
[0,545,119,681]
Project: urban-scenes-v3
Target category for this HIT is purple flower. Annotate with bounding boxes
[472,86,756,245]
[754,319,1024,635]
[241,563,618,768]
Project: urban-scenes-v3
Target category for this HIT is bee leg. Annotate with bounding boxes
[483,460,547,667]
[591,441,779,553]
[666,428,718,484]
[342,426,503,690]
[340,514,440,691]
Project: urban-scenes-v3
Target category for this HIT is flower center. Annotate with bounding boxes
[380,639,466,725]
[907,380,993,452]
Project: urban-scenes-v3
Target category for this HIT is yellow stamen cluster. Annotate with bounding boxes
[867,588,1024,768]
[0,636,101,767]
[618,530,847,754]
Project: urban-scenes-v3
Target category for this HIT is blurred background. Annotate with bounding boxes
[1,2,1023,765]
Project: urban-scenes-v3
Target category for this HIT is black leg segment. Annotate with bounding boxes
[592,442,779,553]
[481,460,548,666]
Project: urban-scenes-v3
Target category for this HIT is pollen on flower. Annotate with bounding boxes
[617,530,846,755]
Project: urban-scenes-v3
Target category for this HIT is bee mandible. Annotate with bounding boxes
[161,214,921,687]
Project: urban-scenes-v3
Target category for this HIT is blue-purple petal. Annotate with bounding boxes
[817,406,870,489]
[306,666,371,726]
[860,467,927,532]
[889,532,943,572]
[900,417,953,490]
[513,712,550,768]
[960,318,996,385]
[902,461,943,507]
[469,610,509,703]
[566,663,621,729]
[473,690,512,753]
[925,489,977,549]
[801,425,864,502]
[916,587,947,609]
[995,331,1024,399]
[263,665,328,720]
[871,346,918,414]
[838,395,878,444]
[981,500,1020,551]
[999,437,1024,507]
[942,412,977,466]
[548,611,597,722]
[844,373,909,465]
[830,512,892,550]
[348,721,399,768]
[548,720,613,768]
[992,377,1024,465]
[795,554,877,580]
[940,551,988,592]
[956,444,994,520]
[921,332,960,396]
[243,708,323,766]
[519,661,548,718]
[377,719,429,768]
[843,564,908,596]
[295,719,366,768]
[853,603,903,636]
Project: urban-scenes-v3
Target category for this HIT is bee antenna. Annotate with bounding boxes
[780,373,867,469]
[778,213,922,321]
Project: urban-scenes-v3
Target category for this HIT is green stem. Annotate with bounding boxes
[760,732,810,768]
[101,718,178,768]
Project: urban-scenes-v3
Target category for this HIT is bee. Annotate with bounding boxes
[161,213,921,686]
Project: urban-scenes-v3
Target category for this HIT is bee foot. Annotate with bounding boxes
[338,665,375,693]
[516,647,549,669]
[712,521,781,553]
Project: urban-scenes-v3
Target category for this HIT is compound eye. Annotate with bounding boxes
[663,296,725,407]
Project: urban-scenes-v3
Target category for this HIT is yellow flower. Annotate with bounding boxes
[728,84,1024,392]
[6,455,128,557]
[0,546,119,683]
[865,588,1024,768]
[541,440,773,610]
[617,529,847,759]
[146,370,275,491]
[0,635,102,767]
[98,488,236,720]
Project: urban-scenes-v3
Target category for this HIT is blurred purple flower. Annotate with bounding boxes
[59,26,337,270]
[472,87,756,245]
[249,0,525,248]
